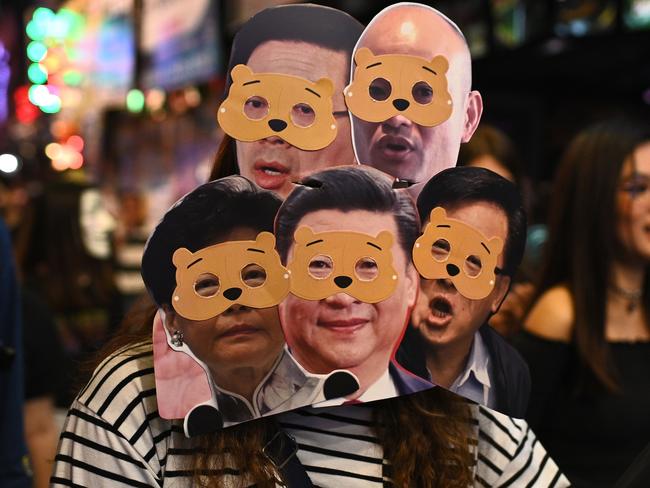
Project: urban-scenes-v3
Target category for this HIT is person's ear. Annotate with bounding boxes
[461,90,483,143]
[405,263,419,308]
[490,274,511,314]
[161,304,181,335]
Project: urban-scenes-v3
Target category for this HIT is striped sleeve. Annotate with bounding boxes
[476,406,571,487]
[52,402,162,487]
[51,343,168,487]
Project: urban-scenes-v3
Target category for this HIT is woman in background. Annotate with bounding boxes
[517,117,650,487]
[22,181,120,408]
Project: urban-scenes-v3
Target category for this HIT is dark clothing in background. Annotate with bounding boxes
[0,219,31,487]
[22,288,66,401]
[514,330,650,488]
[397,323,531,418]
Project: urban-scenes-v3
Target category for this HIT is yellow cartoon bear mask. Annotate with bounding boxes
[344,47,453,126]
[217,64,337,151]
[171,232,290,321]
[413,207,504,300]
[287,227,398,303]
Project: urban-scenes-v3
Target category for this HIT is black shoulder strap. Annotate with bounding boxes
[263,420,314,487]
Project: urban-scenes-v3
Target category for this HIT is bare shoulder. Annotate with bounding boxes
[524,285,573,343]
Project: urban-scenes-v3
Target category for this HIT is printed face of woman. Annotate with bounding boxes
[166,227,285,381]
[616,142,650,263]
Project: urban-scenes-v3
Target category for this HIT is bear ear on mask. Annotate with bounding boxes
[230,64,255,83]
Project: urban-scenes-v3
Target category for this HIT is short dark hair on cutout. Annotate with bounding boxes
[225,4,364,91]
[275,166,419,264]
[417,166,527,278]
[141,176,282,307]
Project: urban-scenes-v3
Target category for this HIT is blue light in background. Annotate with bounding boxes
[0,42,10,123]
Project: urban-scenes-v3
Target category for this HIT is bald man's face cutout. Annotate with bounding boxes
[345,48,453,127]
[350,5,483,195]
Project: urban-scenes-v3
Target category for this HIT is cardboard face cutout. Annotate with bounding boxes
[153,221,359,437]
[287,227,399,303]
[171,232,290,321]
[413,207,503,300]
[344,47,453,126]
[218,64,337,151]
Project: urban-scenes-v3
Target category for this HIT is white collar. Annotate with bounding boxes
[454,330,491,390]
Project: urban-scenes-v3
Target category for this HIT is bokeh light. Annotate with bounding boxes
[126,89,145,112]
[0,154,19,174]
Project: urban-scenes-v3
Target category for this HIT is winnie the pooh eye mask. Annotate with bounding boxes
[171,231,290,320]
[217,64,338,151]
[413,207,504,300]
[287,226,399,303]
[344,47,453,126]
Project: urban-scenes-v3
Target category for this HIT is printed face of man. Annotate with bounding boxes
[279,209,417,391]
[411,201,510,353]
[236,40,355,198]
[351,5,482,196]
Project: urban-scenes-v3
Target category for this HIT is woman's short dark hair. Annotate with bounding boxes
[225,4,364,91]
[141,176,281,307]
[417,166,527,279]
[275,166,419,264]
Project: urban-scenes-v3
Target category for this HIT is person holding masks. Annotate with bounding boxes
[516,117,650,487]
[52,172,568,488]
[398,166,531,418]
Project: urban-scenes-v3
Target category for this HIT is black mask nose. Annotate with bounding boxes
[392,98,410,111]
[334,276,353,289]
[446,264,460,277]
[268,119,287,132]
[223,287,243,301]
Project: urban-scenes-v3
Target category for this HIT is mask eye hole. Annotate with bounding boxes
[369,78,392,101]
[244,96,269,120]
[194,273,220,297]
[412,81,433,104]
[290,103,316,127]
[354,257,379,281]
[464,255,483,277]
[308,255,333,280]
[431,239,451,262]
[241,264,267,288]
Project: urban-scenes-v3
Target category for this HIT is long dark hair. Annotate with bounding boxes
[530,117,650,391]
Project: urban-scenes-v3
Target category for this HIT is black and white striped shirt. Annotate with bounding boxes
[51,342,570,487]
